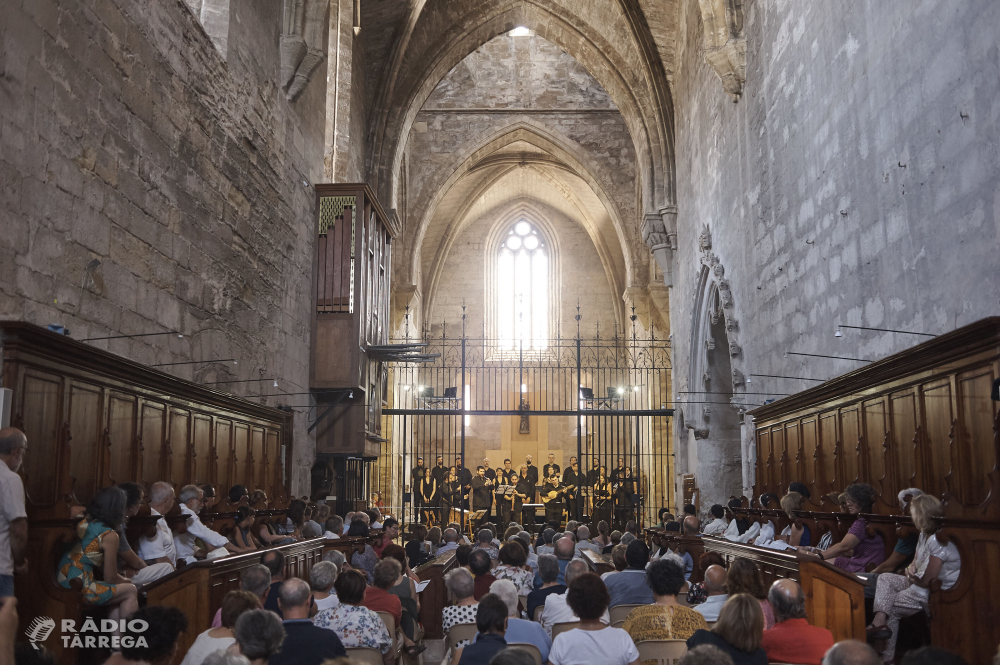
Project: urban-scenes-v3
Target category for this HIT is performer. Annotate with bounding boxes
[593,466,612,528]
[482,457,497,522]
[411,457,426,522]
[455,456,473,510]
[496,458,516,530]
[431,455,448,487]
[542,453,560,480]
[418,467,437,526]
[614,465,635,528]
[542,469,565,526]
[562,456,580,522]
[440,469,460,522]
[515,464,535,528]
[524,455,539,486]
[471,466,493,528]
[586,457,601,517]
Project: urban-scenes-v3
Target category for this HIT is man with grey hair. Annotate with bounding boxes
[174,484,233,564]
[323,548,347,573]
[269,578,346,664]
[574,525,600,554]
[0,428,28,597]
[474,528,500,559]
[678,645,735,665]
[138,481,178,568]
[820,640,881,665]
[232,609,286,663]
[489,578,552,661]
[539,559,610,636]
[437,527,460,555]
[620,532,636,545]
[526,554,565,620]
[211,563,273,628]
[537,528,556,556]
[310,560,339,611]
[515,531,538,573]
[761,579,833,664]
[323,515,343,539]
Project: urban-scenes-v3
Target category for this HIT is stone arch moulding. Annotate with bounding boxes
[404,120,636,291]
[685,225,752,501]
[367,0,676,223]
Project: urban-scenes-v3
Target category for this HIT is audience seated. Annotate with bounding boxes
[261,550,286,615]
[362,559,402,628]
[406,524,434,569]
[372,518,398,558]
[867,494,961,662]
[869,489,924,581]
[450,594,510,665]
[547,572,640,665]
[201,653,252,665]
[268,578,345,665]
[703,505,729,535]
[382,543,422,647]
[231,608,286,665]
[693,565,728,621]
[474,528,500,559]
[103,606,187,665]
[778,492,812,547]
[728,499,751,535]
[760,579,833,665]
[535,537,574,587]
[455,544,473,569]
[490,647,539,665]
[175,484,234,563]
[323,515,344,540]
[602,543,627,581]
[212,564,272,628]
[593,521,612,550]
[230,507,261,552]
[181,590,259,665]
[679,645,736,665]
[605,530,622,554]
[527,554,566,620]
[443,567,479,655]
[116,482,174,586]
[57,486,139,635]
[493,542,534,595]
[540,560,610,636]
[515,532,538,574]
[314,569,393,665]
[309,561,339,612]
[799,483,885,572]
[685,551,725,605]
[348,521,378,584]
[322,549,347,574]
[574,526,600,554]
[537,528,556,556]
[622,555,708,642]
[820,640,881,665]
[489,579,552,661]
[727,559,775,630]
[137,482,179,568]
[437,528,461,555]
[687,594,767,665]
[605,540,654,608]
[470,549,498,600]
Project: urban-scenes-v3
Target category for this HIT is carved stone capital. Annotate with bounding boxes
[641,212,668,247]
[698,0,746,100]
[646,206,678,288]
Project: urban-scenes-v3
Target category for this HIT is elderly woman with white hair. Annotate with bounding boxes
[309,560,339,611]
[489,579,552,662]
[441,567,479,660]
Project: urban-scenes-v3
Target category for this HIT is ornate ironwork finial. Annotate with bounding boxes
[461,300,467,337]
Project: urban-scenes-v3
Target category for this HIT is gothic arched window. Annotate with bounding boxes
[497,220,548,349]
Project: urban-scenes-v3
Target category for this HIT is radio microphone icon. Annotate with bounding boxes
[25,616,56,650]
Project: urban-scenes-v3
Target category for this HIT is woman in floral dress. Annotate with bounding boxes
[58,486,139,636]
[314,569,393,665]
[492,541,534,596]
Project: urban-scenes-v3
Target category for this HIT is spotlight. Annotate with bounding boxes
[403,385,411,391]
[521,383,527,393]
[616,387,625,395]
[273,380,278,388]
[633,385,640,392]
[835,327,842,337]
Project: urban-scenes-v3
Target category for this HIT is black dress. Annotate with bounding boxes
[593,479,612,527]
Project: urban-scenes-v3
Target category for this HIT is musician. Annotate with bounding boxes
[610,457,626,485]
[418,467,437,526]
[471,466,494,528]
[515,464,535,527]
[496,458,517,529]
[542,453,560,480]
[593,466,612,527]
[431,455,448,487]
[411,457,426,522]
[542,469,565,525]
[615,466,636,527]
[455,456,474,509]
[524,455,539,487]
[586,458,601,486]
[562,457,580,521]
[482,458,497,521]
[440,469,461,520]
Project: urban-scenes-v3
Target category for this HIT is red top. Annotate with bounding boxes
[363,586,402,627]
[761,618,834,665]
[473,573,498,600]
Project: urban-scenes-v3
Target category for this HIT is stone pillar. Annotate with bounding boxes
[642,205,677,287]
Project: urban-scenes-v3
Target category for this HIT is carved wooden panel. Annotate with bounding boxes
[20,371,62,505]
[818,411,838,495]
[193,414,213,484]
[251,427,265,489]
[840,406,860,486]
[266,429,282,497]
[68,382,102,506]
[956,366,996,505]
[889,391,917,491]
[770,425,785,494]
[800,417,819,499]
[921,379,954,499]
[215,419,233,495]
[169,409,191,485]
[234,424,250,487]
[862,398,888,500]
[140,402,167,487]
[108,392,137,486]
[756,427,771,493]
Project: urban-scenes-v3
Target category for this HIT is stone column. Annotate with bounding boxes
[642,205,677,287]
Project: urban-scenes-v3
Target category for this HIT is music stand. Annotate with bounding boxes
[444,386,458,398]
[579,387,594,399]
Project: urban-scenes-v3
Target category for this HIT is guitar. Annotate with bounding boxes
[544,485,570,502]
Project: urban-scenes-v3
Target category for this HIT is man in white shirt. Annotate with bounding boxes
[138,482,178,568]
[174,484,232,564]
[0,428,29,598]
[436,528,460,555]
[702,504,729,536]
[574,526,600,555]
[540,559,610,636]
[694,565,729,621]
[342,512,355,535]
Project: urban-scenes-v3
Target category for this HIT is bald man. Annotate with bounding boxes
[820,640,880,665]
[693,565,728,621]
[270,577,346,664]
[762,579,833,665]
[0,428,28,596]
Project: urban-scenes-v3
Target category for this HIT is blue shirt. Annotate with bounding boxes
[605,568,654,608]
[682,552,694,581]
[460,633,507,665]
[269,619,346,665]
[480,618,551,661]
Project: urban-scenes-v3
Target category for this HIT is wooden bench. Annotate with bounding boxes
[414,551,458,639]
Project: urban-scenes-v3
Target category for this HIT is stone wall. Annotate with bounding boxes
[0,0,330,494]
[671,0,1000,506]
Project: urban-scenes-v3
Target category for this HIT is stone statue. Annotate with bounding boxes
[519,398,530,434]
